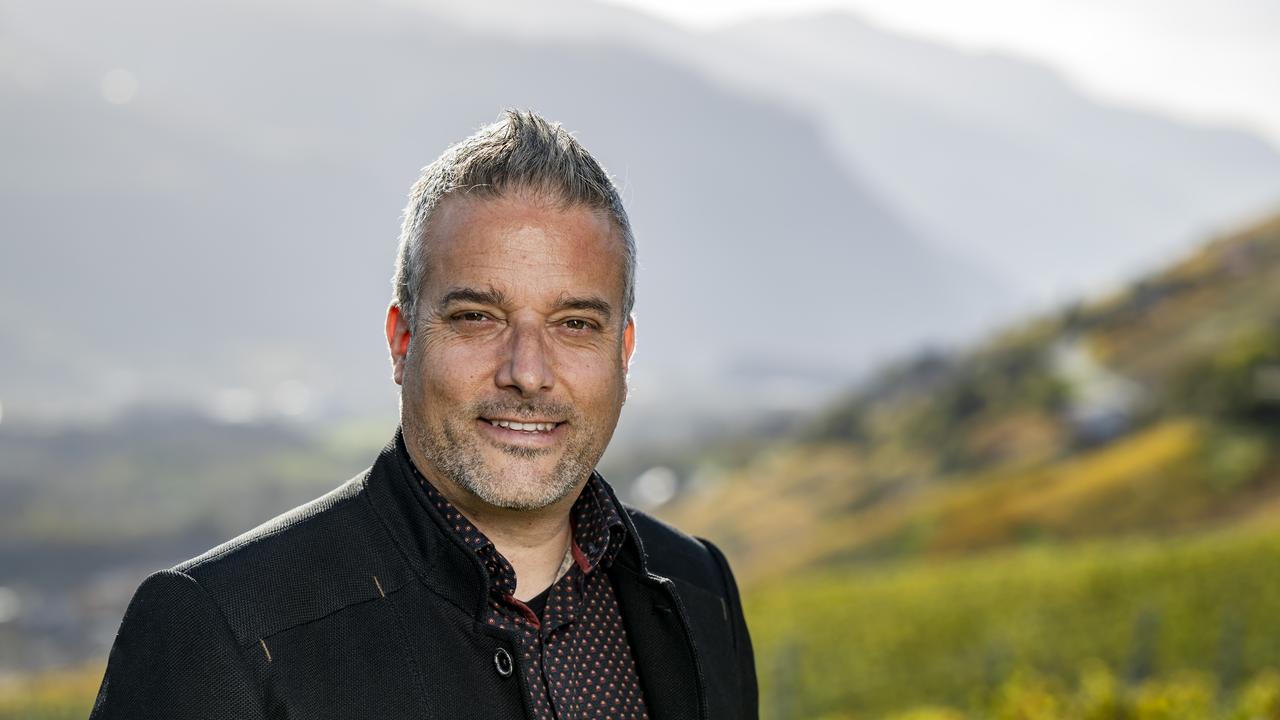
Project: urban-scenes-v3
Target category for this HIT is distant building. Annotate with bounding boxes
[1051,336,1144,444]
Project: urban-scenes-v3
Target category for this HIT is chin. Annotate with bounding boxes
[474,455,590,511]
[409,414,602,512]
[471,480,574,511]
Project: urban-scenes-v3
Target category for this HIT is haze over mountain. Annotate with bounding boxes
[414,3,1280,300]
[696,14,1280,301]
[2,0,1278,449]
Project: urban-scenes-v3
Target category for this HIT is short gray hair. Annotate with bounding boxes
[393,110,636,328]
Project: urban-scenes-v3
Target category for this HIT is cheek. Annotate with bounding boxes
[411,342,492,402]
[560,351,627,403]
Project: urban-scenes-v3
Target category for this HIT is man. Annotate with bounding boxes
[91,110,758,719]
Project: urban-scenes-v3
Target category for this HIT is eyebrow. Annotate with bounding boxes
[437,286,510,310]
[553,294,613,323]
[436,287,614,323]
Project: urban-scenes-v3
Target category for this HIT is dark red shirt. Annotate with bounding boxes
[407,457,651,720]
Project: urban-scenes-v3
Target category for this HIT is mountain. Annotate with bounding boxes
[661,209,1280,584]
[4,0,1280,447]
[0,0,1007,430]
[695,13,1280,302]
[438,4,1280,304]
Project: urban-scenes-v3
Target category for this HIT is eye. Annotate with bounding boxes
[450,310,494,326]
[562,318,597,332]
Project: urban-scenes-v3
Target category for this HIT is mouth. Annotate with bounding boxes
[483,418,564,433]
[477,416,568,448]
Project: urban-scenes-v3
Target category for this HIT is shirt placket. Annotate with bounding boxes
[413,467,644,719]
[539,565,584,720]
[481,544,580,720]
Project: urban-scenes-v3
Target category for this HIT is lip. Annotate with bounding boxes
[484,417,563,427]
[476,417,567,449]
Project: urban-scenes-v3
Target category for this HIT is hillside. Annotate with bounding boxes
[661,209,1280,585]
[746,517,1280,718]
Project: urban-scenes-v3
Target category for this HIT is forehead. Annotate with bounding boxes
[422,193,626,296]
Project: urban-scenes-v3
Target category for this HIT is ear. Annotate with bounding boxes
[620,314,636,374]
[385,304,412,386]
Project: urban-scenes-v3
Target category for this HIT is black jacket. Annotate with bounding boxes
[91,433,758,719]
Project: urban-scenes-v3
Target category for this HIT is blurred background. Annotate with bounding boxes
[3,0,1280,717]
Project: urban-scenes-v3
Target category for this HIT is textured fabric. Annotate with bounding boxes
[90,430,758,719]
[410,456,649,719]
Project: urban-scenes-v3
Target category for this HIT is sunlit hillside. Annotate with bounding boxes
[746,515,1280,718]
[645,207,1280,718]
[662,210,1280,584]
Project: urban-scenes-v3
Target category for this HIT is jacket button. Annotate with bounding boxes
[494,647,514,677]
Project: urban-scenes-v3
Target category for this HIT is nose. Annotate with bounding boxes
[496,319,554,397]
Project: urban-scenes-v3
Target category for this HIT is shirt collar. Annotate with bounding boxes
[398,441,628,598]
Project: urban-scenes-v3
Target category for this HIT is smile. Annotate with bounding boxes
[484,419,562,432]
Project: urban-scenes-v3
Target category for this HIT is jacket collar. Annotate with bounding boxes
[363,428,653,618]
[364,429,707,719]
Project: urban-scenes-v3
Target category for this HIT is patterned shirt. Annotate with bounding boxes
[405,455,651,720]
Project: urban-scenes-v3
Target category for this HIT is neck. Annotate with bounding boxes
[404,441,583,601]
[458,492,577,602]
[473,504,573,599]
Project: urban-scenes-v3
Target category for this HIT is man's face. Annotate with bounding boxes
[387,192,635,513]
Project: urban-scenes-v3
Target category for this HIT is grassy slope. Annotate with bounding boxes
[662,212,1280,585]
[649,211,1280,718]
[747,513,1280,718]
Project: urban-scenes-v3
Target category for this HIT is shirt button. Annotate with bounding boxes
[494,647,514,677]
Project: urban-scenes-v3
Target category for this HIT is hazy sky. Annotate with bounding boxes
[594,0,1280,150]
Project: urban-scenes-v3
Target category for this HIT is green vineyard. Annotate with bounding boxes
[747,516,1280,719]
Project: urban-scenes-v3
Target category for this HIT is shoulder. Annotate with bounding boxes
[623,505,737,597]
[165,470,393,646]
[624,503,758,716]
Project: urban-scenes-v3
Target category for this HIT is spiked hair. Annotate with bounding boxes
[393,110,635,328]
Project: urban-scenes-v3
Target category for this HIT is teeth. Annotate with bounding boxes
[488,419,557,432]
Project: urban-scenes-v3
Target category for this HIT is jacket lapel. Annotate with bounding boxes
[611,563,707,720]
[370,432,712,719]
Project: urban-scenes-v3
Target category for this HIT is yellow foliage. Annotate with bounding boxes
[1229,670,1280,720]
[0,663,103,720]
[1131,673,1216,720]
[993,670,1068,720]
[886,707,969,720]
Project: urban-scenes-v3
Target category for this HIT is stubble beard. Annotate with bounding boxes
[409,399,609,512]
